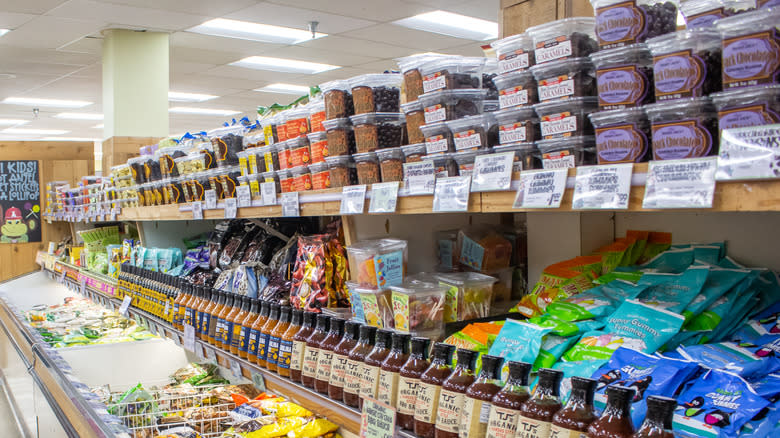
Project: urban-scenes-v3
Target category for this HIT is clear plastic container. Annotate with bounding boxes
[419,121,454,154]
[645,96,719,159]
[353,151,381,185]
[285,106,311,140]
[537,136,597,168]
[350,112,406,152]
[711,84,780,130]
[434,272,498,322]
[491,33,536,74]
[236,150,254,176]
[484,100,500,113]
[174,153,207,176]
[321,79,354,120]
[287,135,312,167]
[243,130,265,149]
[526,17,599,64]
[452,149,489,177]
[325,155,356,188]
[493,106,540,145]
[647,29,722,101]
[261,114,279,146]
[309,162,331,190]
[590,43,655,109]
[353,285,394,329]
[290,165,312,192]
[492,70,538,109]
[716,7,780,90]
[278,169,294,193]
[376,147,405,182]
[128,156,147,184]
[389,282,446,335]
[681,0,754,29]
[446,114,492,151]
[237,175,259,200]
[308,99,326,132]
[401,100,426,144]
[534,96,599,139]
[259,171,281,195]
[346,239,409,288]
[419,57,487,94]
[397,53,444,102]
[111,163,132,179]
[530,57,596,102]
[493,142,543,179]
[157,146,188,178]
[276,110,290,142]
[219,165,241,198]
[257,145,279,172]
[275,140,291,170]
[401,143,426,164]
[419,89,487,124]
[322,118,354,157]
[589,107,651,164]
[306,131,329,164]
[350,73,402,114]
[208,124,245,168]
[591,0,680,48]
[423,153,458,178]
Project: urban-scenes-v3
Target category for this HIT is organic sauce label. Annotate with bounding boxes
[415,382,441,423]
[435,389,464,433]
[302,347,319,377]
[360,364,381,399]
[329,354,349,387]
[377,370,399,407]
[290,340,306,371]
[486,406,522,438]
[517,416,552,438]
[343,359,363,395]
[397,376,419,415]
[460,397,491,438]
[316,350,334,382]
[549,424,587,438]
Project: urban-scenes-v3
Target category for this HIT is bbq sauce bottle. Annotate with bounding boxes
[247,301,269,362]
[587,386,636,438]
[397,337,431,431]
[486,360,532,438]
[238,298,260,359]
[460,354,504,438]
[257,303,280,368]
[291,311,315,383]
[302,314,330,389]
[329,321,360,401]
[551,376,598,437]
[517,368,564,438]
[207,290,225,345]
[229,296,250,355]
[377,333,411,408]
[359,329,393,410]
[315,317,345,394]
[278,309,302,378]
[266,305,291,373]
[344,325,377,408]
[202,289,220,342]
[415,343,456,438]
[434,348,478,438]
[632,396,676,438]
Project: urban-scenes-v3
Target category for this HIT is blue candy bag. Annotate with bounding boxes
[678,335,780,382]
[605,300,686,353]
[751,373,780,400]
[533,334,581,371]
[639,248,694,273]
[636,266,709,314]
[552,359,609,404]
[488,320,552,365]
[738,401,780,437]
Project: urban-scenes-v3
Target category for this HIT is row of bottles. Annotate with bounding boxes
[117,264,177,323]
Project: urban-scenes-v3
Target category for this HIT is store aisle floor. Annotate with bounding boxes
[0,384,24,438]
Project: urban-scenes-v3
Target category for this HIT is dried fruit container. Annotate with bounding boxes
[347,239,408,288]
[390,282,446,336]
[325,155,356,188]
[434,272,498,322]
[321,79,355,120]
[157,146,188,178]
[420,121,454,155]
[530,57,597,102]
[419,56,487,94]
[491,33,536,75]
[537,136,598,168]
[322,118,354,157]
[376,147,405,183]
[419,89,487,124]
[526,17,599,64]
[208,124,245,168]
[590,43,655,110]
[401,100,426,144]
[492,70,538,109]
[397,53,443,102]
[350,112,406,153]
[350,73,402,114]
[591,0,679,48]
[493,106,540,145]
[645,96,719,160]
[589,107,651,164]
[353,152,381,185]
[308,99,326,132]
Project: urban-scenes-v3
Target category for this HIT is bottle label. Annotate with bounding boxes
[517,416,552,438]
[257,332,270,361]
[486,406,522,438]
[538,75,575,101]
[231,324,242,349]
[302,346,319,378]
[435,389,465,433]
[397,376,420,415]
[360,364,382,399]
[460,397,489,438]
[414,382,441,423]
[223,321,234,346]
[278,339,293,369]
[238,325,250,352]
[342,359,362,395]
[247,329,260,356]
[290,340,306,371]
[540,112,577,138]
[549,424,587,438]
[267,336,280,365]
[201,313,211,336]
[329,354,349,388]
[316,350,334,382]
[722,30,780,89]
[214,319,224,341]
[377,370,399,407]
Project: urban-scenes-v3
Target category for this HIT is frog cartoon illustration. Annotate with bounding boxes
[0,206,36,243]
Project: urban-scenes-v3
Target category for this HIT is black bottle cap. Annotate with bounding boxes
[359,325,378,346]
[456,349,478,371]
[259,300,270,316]
[605,385,635,412]
[432,343,456,364]
[391,333,411,354]
[315,314,331,332]
[507,361,532,386]
[645,395,677,429]
[290,308,303,326]
[410,337,431,358]
[479,355,503,379]
[344,321,361,340]
[302,311,316,328]
[570,376,598,405]
[328,317,345,336]
[537,368,564,397]
[375,329,393,349]
[278,306,291,322]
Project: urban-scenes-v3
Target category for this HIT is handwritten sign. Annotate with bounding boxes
[572,163,633,209]
[403,161,436,195]
[360,397,396,438]
[513,168,568,208]
[340,185,367,215]
[643,157,717,209]
[0,160,41,243]
[471,152,515,192]
[224,197,237,219]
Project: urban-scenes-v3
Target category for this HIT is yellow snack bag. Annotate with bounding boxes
[246,417,308,438]
[286,418,339,438]
[267,401,312,418]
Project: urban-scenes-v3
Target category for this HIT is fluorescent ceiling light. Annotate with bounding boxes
[0,29,9,37]
[2,97,92,108]
[256,83,310,95]
[92,123,104,129]
[394,10,498,40]
[0,119,28,126]
[41,137,100,141]
[3,128,69,135]
[231,56,339,74]
[169,107,240,116]
[54,112,103,120]
[189,18,326,44]
[168,91,218,102]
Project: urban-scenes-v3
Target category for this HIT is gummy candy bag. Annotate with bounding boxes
[488,320,552,365]
[682,268,750,322]
[546,280,646,322]
[677,334,780,381]
[636,266,709,314]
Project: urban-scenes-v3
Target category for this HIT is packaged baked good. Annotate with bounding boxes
[419,56,487,94]
[420,121,454,155]
[419,89,488,124]
[590,43,655,110]
[645,96,719,159]
[589,107,651,163]
[492,70,539,109]
[491,33,536,74]
[537,136,598,168]
[493,106,541,145]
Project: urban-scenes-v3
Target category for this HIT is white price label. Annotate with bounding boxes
[230,360,243,379]
[58,270,66,283]
[471,152,515,192]
[148,323,158,336]
[224,197,237,219]
[643,157,717,209]
[340,185,367,215]
[204,190,217,209]
[281,192,300,217]
[205,347,217,363]
[433,176,472,212]
[369,182,400,213]
[513,168,569,209]
[183,324,196,352]
[196,345,206,361]
[252,373,267,392]
[572,163,633,209]
[404,161,436,195]
[79,279,86,295]
[237,184,252,207]
[261,182,277,206]
[110,212,117,221]
[192,201,203,220]
[717,124,780,180]
[119,295,132,316]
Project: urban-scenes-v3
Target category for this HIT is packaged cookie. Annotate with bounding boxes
[645,96,719,159]
[647,28,722,101]
[537,136,597,168]
[589,107,651,164]
[530,57,597,102]
[591,0,679,48]
[590,43,655,110]
[492,70,538,109]
[527,17,599,64]
[534,96,599,139]
[493,106,540,145]
[716,7,780,90]
[491,33,536,75]
[350,73,402,114]
[350,112,405,153]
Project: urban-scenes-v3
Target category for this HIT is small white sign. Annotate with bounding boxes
[224,197,237,219]
[643,157,718,209]
[281,192,300,217]
[230,360,243,379]
[119,295,132,316]
[79,279,86,295]
[433,176,472,212]
[717,124,780,180]
[204,190,217,209]
[192,201,203,220]
[404,161,436,195]
[572,163,633,210]
[237,185,252,207]
[196,345,206,361]
[340,185,367,215]
[513,168,569,209]
[369,182,400,214]
[183,324,196,352]
[205,347,217,363]
[261,182,277,206]
[471,152,515,192]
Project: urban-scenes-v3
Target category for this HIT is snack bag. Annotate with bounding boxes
[287,418,339,437]
[528,314,604,337]
[546,280,646,322]
[595,239,632,275]
[682,268,750,322]
[636,266,709,314]
[738,401,780,437]
[624,230,649,266]
[677,335,780,381]
[533,334,581,371]
[751,373,780,400]
[245,416,309,438]
[635,231,672,265]
[674,369,769,438]
[488,320,552,365]
[552,359,609,403]
[605,300,685,353]
[639,247,693,273]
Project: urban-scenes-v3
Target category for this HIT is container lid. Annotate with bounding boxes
[396,53,448,73]
[493,105,538,123]
[289,165,310,176]
[434,271,498,287]
[526,16,596,41]
[710,84,780,109]
[375,146,404,161]
[588,107,647,127]
[491,70,536,91]
[419,88,488,106]
[529,57,595,80]
[285,106,310,119]
[588,43,651,65]
[322,117,352,130]
[646,28,721,55]
[419,56,487,76]
[347,281,390,295]
[537,135,596,152]
[493,142,538,154]
[287,135,310,148]
[490,32,534,52]
[309,161,329,172]
[401,100,423,114]
[452,148,489,163]
[534,96,599,115]
[349,73,402,89]
[422,152,453,161]
[446,113,491,132]
[306,130,327,141]
[401,143,426,157]
[261,170,278,179]
[320,79,350,93]
[715,5,780,35]
[308,99,325,113]
[347,238,407,254]
[352,151,379,162]
[389,281,448,296]
[419,121,451,137]
[644,96,715,119]
[349,112,405,125]
[324,155,354,165]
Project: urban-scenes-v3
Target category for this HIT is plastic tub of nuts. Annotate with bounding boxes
[354,152,381,185]
[286,135,311,167]
[420,121,454,155]
[321,79,355,120]
[401,100,426,144]
[452,149,490,177]
[401,143,427,163]
[308,99,326,132]
[537,136,597,168]
[491,33,536,74]
[306,131,329,164]
[534,96,599,139]
[591,0,679,48]
[530,57,596,102]
[645,96,719,160]
[322,118,354,157]
[647,28,722,101]
[420,56,487,94]
[716,7,780,90]
[309,162,331,190]
[711,84,780,131]
[492,70,538,109]
[681,0,754,29]
[446,114,492,152]
[493,106,540,145]
[419,89,488,124]
[350,73,402,114]
[493,142,543,179]
[397,53,443,102]
[325,155,356,188]
[423,153,458,178]
[526,17,599,64]
[376,147,405,182]
[590,43,655,109]
[589,107,651,164]
[350,112,406,153]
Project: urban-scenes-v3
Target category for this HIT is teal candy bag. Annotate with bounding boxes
[638,248,694,273]
[636,266,709,314]
[683,268,750,322]
[605,299,685,353]
[528,314,605,337]
[533,334,581,371]
[718,256,745,269]
[488,320,552,365]
[546,280,646,322]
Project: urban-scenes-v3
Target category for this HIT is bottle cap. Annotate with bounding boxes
[432,342,456,363]
[570,376,597,404]
[537,368,564,396]
[456,349,479,371]
[411,337,431,357]
[359,325,378,345]
[507,361,532,386]
[479,355,504,379]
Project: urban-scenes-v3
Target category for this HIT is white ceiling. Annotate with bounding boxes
[0,0,498,141]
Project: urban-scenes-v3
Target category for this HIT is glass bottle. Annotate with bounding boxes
[291,311,316,383]
[345,325,377,408]
[434,348,478,438]
[238,298,260,359]
[267,306,291,373]
[302,314,330,389]
[517,368,564,438]
[257,303,280,368]
[172,280,187,330]
[187,285,202,329]
[632,396,676,438]
[461,354,504,438]
[196,287,211,339]
[586,386,636,438]
[215,294,234,350]
[486,361,532,438]
[315,317,345,394]
[377,333,411,409]
[415,342,456,438]
[180,283,194,328]
[550,376,598,437]
[278,308,302,378]
[360,329,393,409]
[202,288,219,342]
[247,301,269,362]
[207,290,225,345]
[229,296,250,355]
[223,294,243,351]
[398,337,431,431]
[329,321,361,401]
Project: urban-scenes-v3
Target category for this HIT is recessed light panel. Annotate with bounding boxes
[2,97,92,108]
[169,107,240,116]
[394,11,498,40]
[189,18,326,44]
[231,56,339,74]
[256,83,311,95]
[168,92,218,102]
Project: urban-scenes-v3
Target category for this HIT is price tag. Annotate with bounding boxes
[360,397,396,438]
[252,373,267,393]
[58,270,66,283]
[230,360,243,379]
[237,184,252,207]
[118,295,132,316]
[403,161,436,195]
[471,152,515,192]
[205,347,217,363]
[281,192,299,217]
[572,163,633,209]
[204,190,217,209]
[170,331,181,346]
[717,124,780,180]
[369,182,399,213]
[183,324,196,352]
[261,182,277,206]
[110,211,117,221]
[196,345,206,361]
[643,157,717,209]
[224,197,237,219]
[433,176,471,212]
[79,279,87,295]
[148,323,158,336]
[340,185,367,215]
[192,201,203,220]
[513,168,569,209]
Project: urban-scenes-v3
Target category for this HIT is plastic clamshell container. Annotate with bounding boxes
[537,135,597,168]
[321,117,353,157]
[286,135,311,167]
[534,96,599,139]
[422,152,458,177]
[306,130,328,164]
[308,99,326,133]
[419,56,487,94]
[321,79,353,120]
[647,28,722,101]
[526,17,598,64]
[681,0,754,29]
[446,114,492,151]
[711,84,780,131]
[401,143,427,164]
[452,148,490,177]
[274,140,291,170]
[591,0,680,48]
[353,151,380,186]
[493,142,543,178]
[396,53,445,103]
[530,57,596,102]
[375,146,405,183]
[401,100,426,144]
[257,145,279,172]
[285,106,311,140]
[353,284,394,329]
[237,174,259,199]
[419,121,454,155]
[644,96,719,160]
[419,89,488,124]
[350,73,402,114]
[346,238,408,288]
[389,282,446,334]
[716,7,780,90]
[308,161,331,190]
[434,272,498,322]
[492,70,538,109]
[493,106,539,145]
[278,169,293,193]
[325,155,355,188]
[589,107,651,164]
[590,43,655,109]
[349,112,406,152]
[491,33,536,74]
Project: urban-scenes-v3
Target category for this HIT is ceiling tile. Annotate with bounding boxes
[202,65,301,84]
[225,2,377,34]
[0,12,36,29]
[265,0,433,22]
[303,66,376,85]
[170,32,284,58]
[57,36,102,55]
[441,43,490,57]
[1,0,69,15]
[0,60,85,77]
[444,0,500,22]
[0,15,105,49]
[0,73,67,99]
[69,63,102,79]
[352,59,401,73]
[0,45,99,65]
[46,0,207,32]
[170,45,247,66]
[339,24,472,51]
[95,0,257,17]
[298,35,416,60]
[257,45,380,67]
[401,0,472,9]
[170,73,275,93]
[171,61,220,76]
